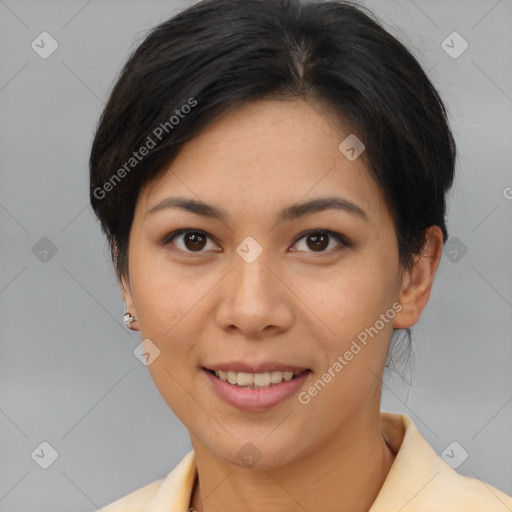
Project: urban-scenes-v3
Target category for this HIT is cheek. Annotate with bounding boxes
[310,258,397,339]
[299,268,395,415]
[129,244,194,336]
[304,255,399,404]
[132,263,203,415]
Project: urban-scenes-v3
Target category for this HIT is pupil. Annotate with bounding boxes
[308,233,328,251]
[185,232,206,251]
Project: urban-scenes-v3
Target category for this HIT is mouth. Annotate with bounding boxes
[202,367,312,411]
[205,368,310,389]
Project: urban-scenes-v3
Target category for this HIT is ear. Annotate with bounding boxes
[393,225,444,329]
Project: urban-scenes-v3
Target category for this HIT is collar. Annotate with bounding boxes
[142,411,512,511]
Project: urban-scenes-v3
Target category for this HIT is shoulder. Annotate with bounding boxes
[97,450,196,512]
[376,412,512,510]
[417,445,512,509]
[430,469,512,509]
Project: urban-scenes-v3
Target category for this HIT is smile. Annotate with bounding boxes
[203,367,312,411]
[210,369,306,388]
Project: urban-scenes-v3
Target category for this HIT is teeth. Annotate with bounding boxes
[254,373,271,386]
[213,369,300,387]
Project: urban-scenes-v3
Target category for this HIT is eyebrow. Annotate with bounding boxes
[147,195,368,223]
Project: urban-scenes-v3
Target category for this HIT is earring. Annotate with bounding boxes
[123,305,138,329]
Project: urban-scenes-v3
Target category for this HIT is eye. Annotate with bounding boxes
[291,230,349,255]
[160,228,350,256]
[161,229,219,255]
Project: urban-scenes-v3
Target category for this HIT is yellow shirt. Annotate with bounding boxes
[99,411,512,511]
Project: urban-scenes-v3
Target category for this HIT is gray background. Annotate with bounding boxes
[1,0,511,510]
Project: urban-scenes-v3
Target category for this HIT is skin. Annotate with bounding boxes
[120,98,443,512]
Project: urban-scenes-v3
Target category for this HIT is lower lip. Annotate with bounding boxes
[204,369,311,411]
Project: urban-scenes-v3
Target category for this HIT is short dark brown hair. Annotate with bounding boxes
[90,0,456,287]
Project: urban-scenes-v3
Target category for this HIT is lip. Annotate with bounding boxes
[203,367,311,411]
[203,362,309,373]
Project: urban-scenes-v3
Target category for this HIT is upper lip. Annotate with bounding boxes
[204,362,310,374]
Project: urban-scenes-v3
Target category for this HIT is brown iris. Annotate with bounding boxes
[183,231,207,251]
[306,233,329,252]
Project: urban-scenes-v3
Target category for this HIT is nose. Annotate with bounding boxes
[214,250,294,339]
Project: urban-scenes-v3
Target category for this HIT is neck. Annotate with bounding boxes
[189,407,396,512]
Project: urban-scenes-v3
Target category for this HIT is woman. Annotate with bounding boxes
[89,0,512,510]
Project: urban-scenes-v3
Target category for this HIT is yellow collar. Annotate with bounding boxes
[103,411,512,511]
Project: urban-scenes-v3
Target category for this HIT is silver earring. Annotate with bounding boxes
[123,305,138,328]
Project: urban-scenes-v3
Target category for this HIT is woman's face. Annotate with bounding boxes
[122,98,413,468]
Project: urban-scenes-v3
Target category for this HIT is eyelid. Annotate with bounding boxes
[291,229,350,254]
[161,228,220,255]
[160,228,350,255]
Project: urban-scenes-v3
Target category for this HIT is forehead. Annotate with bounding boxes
[140,99,389,224]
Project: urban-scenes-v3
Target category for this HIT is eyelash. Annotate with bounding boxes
[160,228,350,257]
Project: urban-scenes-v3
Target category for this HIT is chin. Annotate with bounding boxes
[205,434,304,470]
